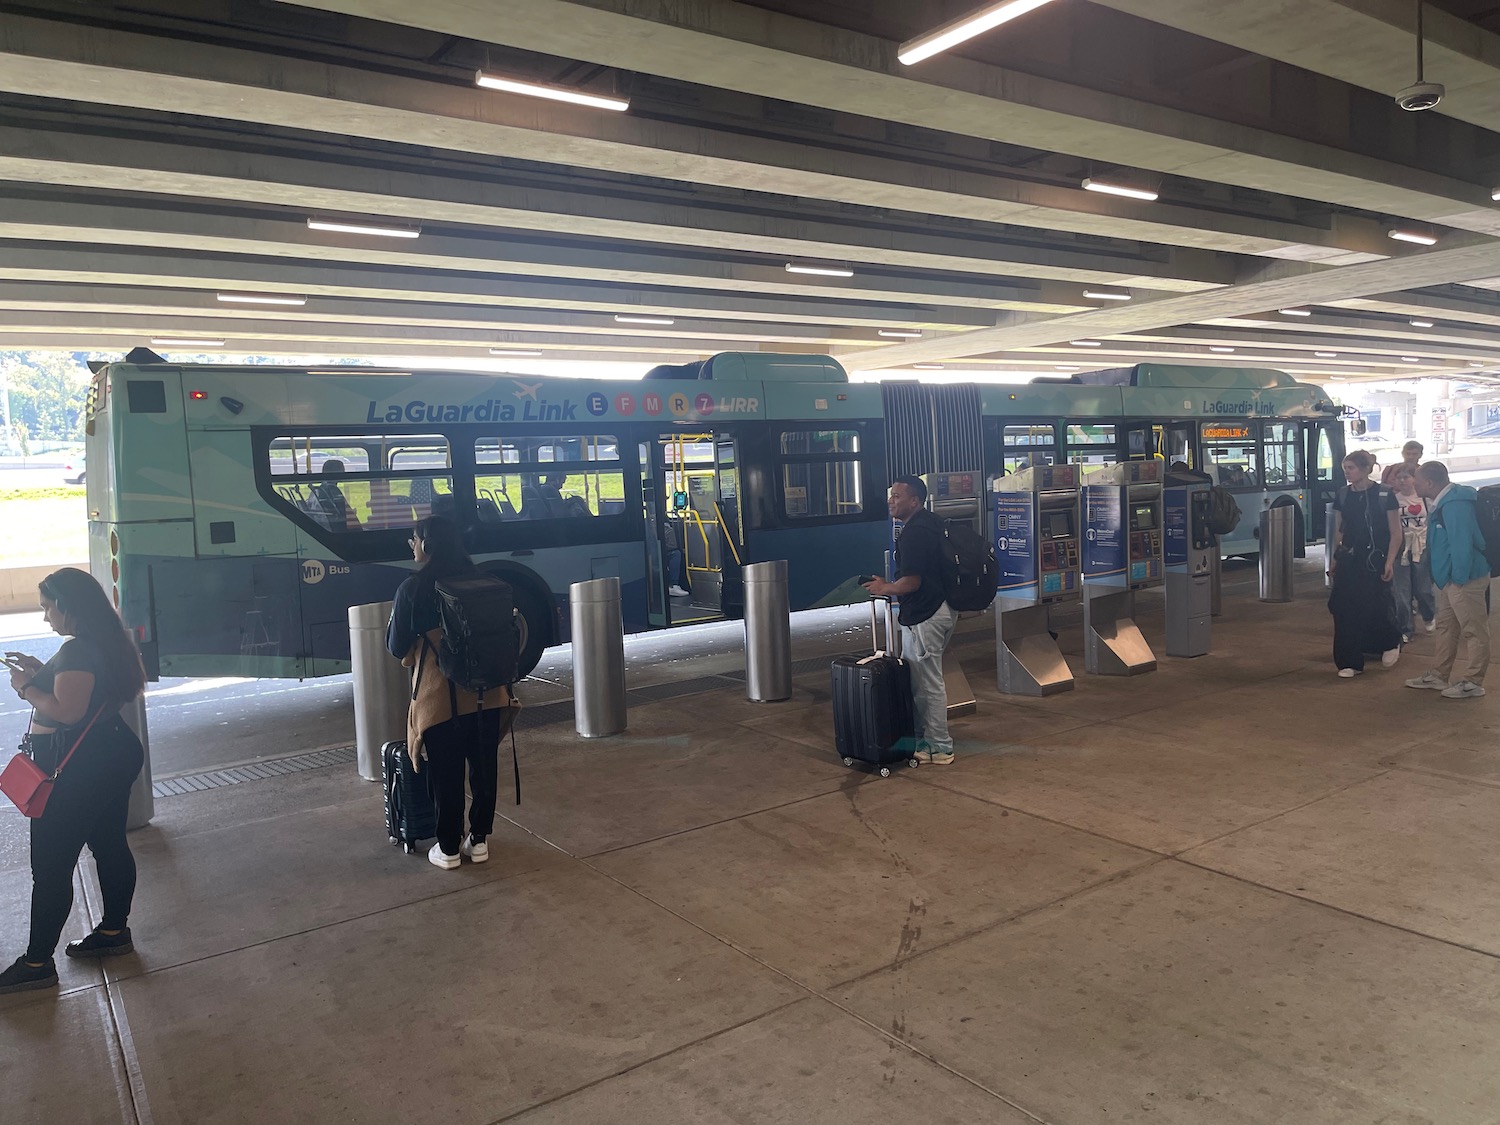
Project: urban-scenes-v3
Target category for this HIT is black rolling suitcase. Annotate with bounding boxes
[830,597,918,777]
[382,739,438,853]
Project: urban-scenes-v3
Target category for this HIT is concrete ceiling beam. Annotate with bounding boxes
[282,0,1500,236]
[0,243,1001,332]
[0,12,1423,258]
[1090,0,1500,134]
[843,238,1500,368]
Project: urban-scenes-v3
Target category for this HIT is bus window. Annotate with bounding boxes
[1065,423,1117,468]
[779,429,863,519]
[1262,422,1303,486]
[1002,424,1055,474]
[265,434,451,532]
[1201,423,1258,487]
[474,434,622,520]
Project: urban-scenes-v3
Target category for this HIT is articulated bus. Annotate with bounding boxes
[83,353,1343,681]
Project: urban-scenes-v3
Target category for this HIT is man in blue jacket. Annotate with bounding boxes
[1405,461,1490,699]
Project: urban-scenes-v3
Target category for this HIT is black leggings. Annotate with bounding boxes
[424,711,501,855]
[28,718,144,961]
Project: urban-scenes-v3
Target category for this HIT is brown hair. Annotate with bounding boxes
[1342,450,1376,473]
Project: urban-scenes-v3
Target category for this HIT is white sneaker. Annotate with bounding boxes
[428,843,461,870]
[1336,668,1361,678]
[460,835,489,863]
[669,585,691,598]
[914,749,955,765]
[1424,620,1436,634]
[1381,647,1401,668]
[1405,671,1448,690]
[1441,680,1486,699]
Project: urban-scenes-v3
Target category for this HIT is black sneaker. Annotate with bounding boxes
[0,956,58,995]
[65,928,134,959]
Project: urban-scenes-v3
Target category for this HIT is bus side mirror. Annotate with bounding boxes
[1350,419,1368,436]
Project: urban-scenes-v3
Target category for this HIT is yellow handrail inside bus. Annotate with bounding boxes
[713,501,743,567]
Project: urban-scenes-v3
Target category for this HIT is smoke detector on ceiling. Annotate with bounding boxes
[1395,1,1444,111]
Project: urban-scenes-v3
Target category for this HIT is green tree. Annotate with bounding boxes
[1,351,92,443]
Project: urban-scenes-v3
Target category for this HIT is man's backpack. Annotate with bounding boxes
[431,572,521,695]
[942,520,1000,612]
[1472,486,1500,577]
[1205,486,1242,536]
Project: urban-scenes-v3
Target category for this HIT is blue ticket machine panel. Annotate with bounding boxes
[993,464,1080,606]
[1083,461,1163,591]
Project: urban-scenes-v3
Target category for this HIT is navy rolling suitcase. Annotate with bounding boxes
[382,739,438,853]
[830,597,918,777]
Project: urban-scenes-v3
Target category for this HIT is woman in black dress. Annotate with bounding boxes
[3,568,147,994]
[1328,451,1403,677]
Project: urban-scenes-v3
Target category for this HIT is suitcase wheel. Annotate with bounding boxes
[403,840,417,855]
[878,766,891,778]
[841,757,855,767]
[907,757,920,768]
[389,835,399,846]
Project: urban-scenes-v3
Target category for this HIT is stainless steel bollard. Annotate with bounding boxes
[348,601,409,782]
[1259,506,1295,602]
[571,577,627,738]
[743,560,792,702]
[122,693,153,830]
[1209,541,1223,617]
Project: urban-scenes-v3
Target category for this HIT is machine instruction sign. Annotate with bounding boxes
[993,493,1037,595]
[1163,488,1188,570]
[1082,485,1125,582]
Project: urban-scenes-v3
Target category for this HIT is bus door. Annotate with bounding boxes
[1305,420,1341,541]
[1160,422,1198,471]
[651,430,736,624]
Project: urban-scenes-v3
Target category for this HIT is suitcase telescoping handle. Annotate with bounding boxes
[868,594,901,658]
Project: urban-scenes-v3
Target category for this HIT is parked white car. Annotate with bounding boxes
[63,460,85,485]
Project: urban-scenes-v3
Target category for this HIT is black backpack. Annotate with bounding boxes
[1205,485,1242,536]
[1431,488,1500,578]
[431,572,521,695]
[942,520,1000,612]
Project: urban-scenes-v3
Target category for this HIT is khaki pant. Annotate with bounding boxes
[1433,578,1491,687]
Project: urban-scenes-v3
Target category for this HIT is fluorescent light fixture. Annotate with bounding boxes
[1470,361,1485,367]
[785,261,855,277]
[1278,307,1312,317]
[878,329,923,338]
[307,217,420,239]
[1054,365,1080,371]
[897,0,1059,65]
[913,363,945,370]
[1409,319,1434,327]
[489,349,543,357]
[1070,339,1103,347]
[1316,351,1338,358]
[614,314,675,326]
[474,71,629,112]
[1493,188,1500,202]
[1081,178,1158,202]
[1082,288,1131,301]
[1388,229,1438,245]
[216,292,307,306]
[1209,346,1235,353]
[151,338,224,348]
[1402,356,1420,362]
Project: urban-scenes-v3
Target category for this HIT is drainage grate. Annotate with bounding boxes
[151,745,357,799]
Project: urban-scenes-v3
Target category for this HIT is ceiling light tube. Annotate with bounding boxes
[1278,307,1312,316]
[1493,188,1500,202]
[785,261,855,277]
[614,314,675,326]
[474,71,629,112]
[1210,346,1235,353]
[489,349,543,357]
[1402,356,1420,362]
[878,329,923,338]
[897,0,1059,65]
[307,217,420,239]
[1070,340,1103,347]
[1316,352,1338,358]
[1388,229,1438,245]
[151,338,224,348]
[1054,365,1080,371]
[1409,319,1434,327]
[216,292,307,306]
[913,363,945,370]
[1081,178,1159,202]
[1470,361,1485,367]
[1082,288,1131,301]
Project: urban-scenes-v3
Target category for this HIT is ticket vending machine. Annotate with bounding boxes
[910,472,979,718]
[1081,461,1163,675]
[1163,484,1214,657]
[992,464,1080,695]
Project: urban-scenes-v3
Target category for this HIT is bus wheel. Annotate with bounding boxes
[508,580,553,680]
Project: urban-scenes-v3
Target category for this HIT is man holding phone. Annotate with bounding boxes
[861,476,956,765]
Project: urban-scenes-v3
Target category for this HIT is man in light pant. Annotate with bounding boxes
[1406,461,1490,699]
[863,477,957,764]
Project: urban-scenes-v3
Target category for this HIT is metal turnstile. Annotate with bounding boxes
[1081,461,1163,676]
[992,464,1080,695]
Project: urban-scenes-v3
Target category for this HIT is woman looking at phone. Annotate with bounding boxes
[2,568,146,994]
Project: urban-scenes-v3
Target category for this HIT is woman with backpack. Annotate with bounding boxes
[386,517,514,870]
[1327,451,1403,678]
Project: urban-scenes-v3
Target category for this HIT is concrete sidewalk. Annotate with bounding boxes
[4,561,1499,1124]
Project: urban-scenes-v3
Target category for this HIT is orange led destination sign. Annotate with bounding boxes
[1202,424,1252,440]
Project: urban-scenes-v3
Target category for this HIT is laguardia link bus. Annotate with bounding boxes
[82,351,1344,680]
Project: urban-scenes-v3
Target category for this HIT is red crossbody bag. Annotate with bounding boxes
[1,707,105,818]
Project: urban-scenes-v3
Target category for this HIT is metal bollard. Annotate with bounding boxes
[348,601,409,782]
[743,560,792,702]
[1259,505,1295,602]
[122,693,153,830]
[570,577,626,738]
[1209,540,1223,617]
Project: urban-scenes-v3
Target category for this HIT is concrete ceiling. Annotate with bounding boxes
[0,0,1498,383]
